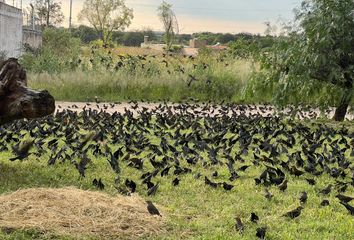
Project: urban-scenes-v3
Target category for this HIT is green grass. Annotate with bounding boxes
[0,147,353,240]
[0,114,353,239]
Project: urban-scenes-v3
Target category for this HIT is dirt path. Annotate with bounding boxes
[55,101,354,120]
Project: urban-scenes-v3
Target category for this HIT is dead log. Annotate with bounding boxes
[0,58,55,124]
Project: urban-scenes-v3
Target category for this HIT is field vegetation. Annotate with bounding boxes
[26,51,255,103]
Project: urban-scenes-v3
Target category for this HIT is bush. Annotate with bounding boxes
[20,28,81,73]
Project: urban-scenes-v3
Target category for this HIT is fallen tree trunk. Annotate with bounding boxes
[0,58,55,124]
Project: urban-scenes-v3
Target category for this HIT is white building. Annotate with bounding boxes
[0,2,23,58]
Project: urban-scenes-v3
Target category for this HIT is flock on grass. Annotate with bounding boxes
[0,102,354,239]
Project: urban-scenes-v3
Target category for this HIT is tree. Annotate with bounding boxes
[115,28,157,46]
[34,0,64,27]
[78,0,133,46]
[157,1,179,50]
[0,59,55,124]
[71,25,100,43]
[247,0,354,121]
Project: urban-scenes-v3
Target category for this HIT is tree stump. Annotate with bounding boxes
[0,58,55,124]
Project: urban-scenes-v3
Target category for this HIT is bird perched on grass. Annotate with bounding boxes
[278,179,288,191]
[146,200,161,217]
[222,182,234,191]
[319,184,332,195]
[283,206,303,219]
[305,178,316,186]
[256,227,267,239]
[299,192,308,204]
[320,200,330,206]
[172,178,180,186]
[235,217,244,234]
[92,178,105,190]
[147,182,159,196]
[336,194,354,203]
[10,139,34,161]
[339,201,354,215]
[250,212,259,223]
[264,189,273,200]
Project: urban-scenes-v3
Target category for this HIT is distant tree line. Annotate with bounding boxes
[70,25,272,47]
[70,25,158,46]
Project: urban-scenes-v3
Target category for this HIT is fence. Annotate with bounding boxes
[22,10,41,31]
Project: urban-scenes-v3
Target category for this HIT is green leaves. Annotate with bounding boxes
[78,0,134,46]
[248,0,354,110]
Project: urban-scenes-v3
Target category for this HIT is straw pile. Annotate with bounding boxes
[0,187,164,239]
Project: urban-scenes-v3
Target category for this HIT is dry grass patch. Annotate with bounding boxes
[0,187,165,239]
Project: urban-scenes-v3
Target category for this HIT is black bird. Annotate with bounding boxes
[75,153,91,177]
[283,206,303,219]
[172,178,180,186]
[339,201,354,215]
[299,192,308,204]
[305,178,316,186]
[222,182,234,191]
[320,200,330,206]
[204,177,218,188]
[278,179,288,191]
[10,140,34,161]
[250,212,259,223]
[92,178,105,190]
[147,182,159,196]
[256,227,267,239]
[108,152,121,174]
[238,165,250,172]
[319,184,332,195]
[290,166,305,177]
[264,189,273,200]
[336,194,354,203]
[146,201,162,217]
[125,179,137,193]
[235,217,244,234]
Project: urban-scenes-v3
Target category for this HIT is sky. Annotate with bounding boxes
[17,0,302,34]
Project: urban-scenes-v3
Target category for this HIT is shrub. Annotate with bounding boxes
[20,28,81,73]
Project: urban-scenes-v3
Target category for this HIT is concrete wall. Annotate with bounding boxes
[23,29,42,49]
[190,39,207,48]
[0,2,22,58]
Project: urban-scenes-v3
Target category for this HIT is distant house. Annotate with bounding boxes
[141,36,227,56]
[209,44,228,51]
[189,39,207,48]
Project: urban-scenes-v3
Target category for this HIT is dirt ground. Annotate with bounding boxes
[55,101,353,120]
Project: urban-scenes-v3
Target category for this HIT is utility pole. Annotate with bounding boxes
[46,0,50,26]
[69,0,72,31]
[30,3,35,30]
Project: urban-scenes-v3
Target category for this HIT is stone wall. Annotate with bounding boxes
[23,29,42,49]
[189,39,207,48]
[0,2,22,58]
